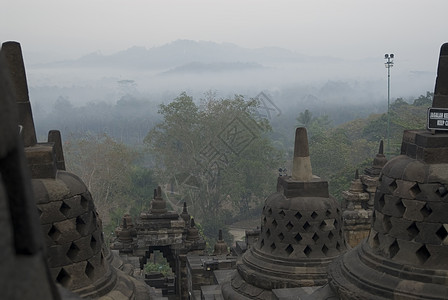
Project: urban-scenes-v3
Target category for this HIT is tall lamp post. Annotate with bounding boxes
[384,53,394,156]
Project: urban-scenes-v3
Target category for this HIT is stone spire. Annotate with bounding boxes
[117,217,133,243]
[373,140,387,168]
[5,41,153,299]
[349,169,363,194]
[213,229,229,256]
[365,140,387,176]
[362,140,388,209]
[292,127,313,181]
[0,41,60,300]
[433,43,448,108]
[342,169,371,248]
[222,127,346,298]
[48,130,66,171]
[150,186,168,214]
[1,41,37,147]
[180,201,190,225]
[186,218,200,241]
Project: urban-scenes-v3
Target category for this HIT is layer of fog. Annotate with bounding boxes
[28,59,435,110]
[25,43,436,143]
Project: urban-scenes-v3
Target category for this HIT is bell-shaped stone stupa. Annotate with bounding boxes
[328,42,448,300]
[222,127,347,299]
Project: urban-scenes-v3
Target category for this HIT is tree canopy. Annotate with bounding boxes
[145,92,283,221]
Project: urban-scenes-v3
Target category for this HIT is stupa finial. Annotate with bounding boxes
[291,127,313,181]
[378,140,384,155]
[1,41,37,147]
[433,43,448,108]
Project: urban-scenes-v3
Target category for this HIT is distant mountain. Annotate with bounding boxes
[34,40,340,70]
[160,61,265,75]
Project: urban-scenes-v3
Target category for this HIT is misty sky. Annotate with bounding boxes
[2,0,448,70]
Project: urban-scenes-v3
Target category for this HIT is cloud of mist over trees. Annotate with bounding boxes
[26,40,436,141]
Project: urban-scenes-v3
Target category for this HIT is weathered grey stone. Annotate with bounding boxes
[111,189,206,299]
[0,42,36,147]
[328,43,448,299]
[221,128,346,299]
[48,130,66,171]
[433,43,448,108]
[0,41,60,300]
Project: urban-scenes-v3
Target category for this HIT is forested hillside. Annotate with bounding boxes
[61,91,433,248]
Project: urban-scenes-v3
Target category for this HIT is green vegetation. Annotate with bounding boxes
[296,92,433,201]
[144,251,173,276]
[63,91,433,245]
[64,133,156,238]
[144,92,283,246]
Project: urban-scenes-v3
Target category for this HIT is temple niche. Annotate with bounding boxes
[110,188,208,299]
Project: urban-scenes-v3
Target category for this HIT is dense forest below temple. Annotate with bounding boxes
[32,89,433,250]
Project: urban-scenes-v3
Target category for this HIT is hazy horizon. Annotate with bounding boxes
[2,1,444,118]
[2,1,447,68]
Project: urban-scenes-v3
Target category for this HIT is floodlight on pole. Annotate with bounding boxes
[384,53,394,156]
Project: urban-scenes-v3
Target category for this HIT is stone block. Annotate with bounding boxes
[372,211,382,233]
[200,285,223,300]
[424,244,448,268]
[376,234,397,258]
[345,230,369,248]
[402,161,428,183]
[67,235,96,263]
[56,171,88,196]
[37,200,68,225]
[47,243,73,267]
[417,147,448,164]
[414,183,441,202]
[0,71,18,157]
[433,94,448,108]
[378,175,395,194]
[367,229,379,248]
[1,42,37,148]
[52,218,81,245]
[277,176,329,198]
[39,178,71,202]
[24,144,57,179]
[414,222,444,244]
[61,195,88,219]
[373,192,385,212]
[391,238,424,265]
[402,199,427,221]
[381,195,405,218]
[75,210,98,237]
[424,201,448,223]
[404,142,418,158]
[54,262,91,290]
[170,220,185,228]
[387,217,413,241]
[86,250,108,283]
[402,130,417,145]
[32,179,51,204]
[41,223,56,245]
[428,164,448,185]
[414,131,448,148]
